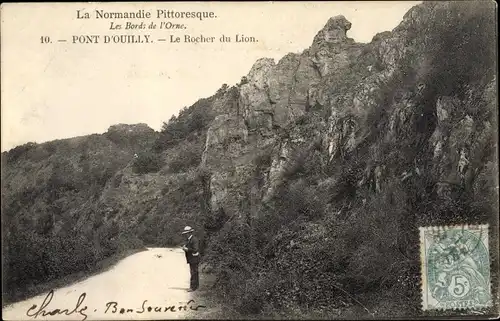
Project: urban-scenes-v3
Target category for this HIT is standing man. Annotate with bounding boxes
[181,226,200,292]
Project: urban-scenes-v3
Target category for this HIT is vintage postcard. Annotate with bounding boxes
[1,1,498,320]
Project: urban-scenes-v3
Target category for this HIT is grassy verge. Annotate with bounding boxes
[184,264,253,320]
[184,264,296,320]
[2,247,148,308]
[185,266,226,320]
[186,263,375,320]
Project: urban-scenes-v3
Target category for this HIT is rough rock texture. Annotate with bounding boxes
[192,1,497,316]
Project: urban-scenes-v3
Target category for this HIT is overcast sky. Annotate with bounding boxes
[1,1,421,152]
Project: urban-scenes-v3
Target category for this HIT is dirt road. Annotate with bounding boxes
[2,248,210,320]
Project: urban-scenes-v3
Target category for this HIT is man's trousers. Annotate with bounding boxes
[189,263,199,290]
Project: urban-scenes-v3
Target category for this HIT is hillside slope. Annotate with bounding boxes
[2,1,498,317]
[2,124,157,302]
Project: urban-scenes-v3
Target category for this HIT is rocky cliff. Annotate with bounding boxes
[2,1,498,317]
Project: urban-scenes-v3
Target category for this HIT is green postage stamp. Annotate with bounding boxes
[420,225,492,311]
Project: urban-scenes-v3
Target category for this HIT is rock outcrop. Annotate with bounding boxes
[2,1,497,316]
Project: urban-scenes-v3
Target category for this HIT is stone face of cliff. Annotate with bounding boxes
[191,0,497,315]
[197,1,497,228]
[2,0,497,315]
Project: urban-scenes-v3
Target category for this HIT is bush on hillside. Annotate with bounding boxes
[153,99,214,151]
[138,173,207,246]
[132,152,162,174]
[166,140,204,173]
[4,142,38,164]
[204,220,263,313]
[2,227,120,303]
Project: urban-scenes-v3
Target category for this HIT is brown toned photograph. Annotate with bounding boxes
[1,1,498,320]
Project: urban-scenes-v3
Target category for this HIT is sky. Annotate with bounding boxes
[1,1,421,152]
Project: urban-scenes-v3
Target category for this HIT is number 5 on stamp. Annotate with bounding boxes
[419,225,492,311]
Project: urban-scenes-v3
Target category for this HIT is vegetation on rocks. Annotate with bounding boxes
[2,1,497,318]
[132,151,163,174]
[200,1,497,318]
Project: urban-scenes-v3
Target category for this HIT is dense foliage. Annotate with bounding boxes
[132,151,163,174]
[202,2,498,317]
[1,134,153,304]
[153,98,215,151]
[1,2,497,318]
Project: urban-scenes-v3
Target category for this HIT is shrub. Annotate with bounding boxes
[407,1,496,102]
[282,142,325,182]
[4,142,37,164]
[138,172,208,247]
[203,207,229,233]
[153,99,214,151]
[216,83,229,96]
[167,142,204,173]
[2,227,121,303]
[132,152,162,174]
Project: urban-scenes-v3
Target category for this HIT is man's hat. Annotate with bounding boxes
[181,226,194,234]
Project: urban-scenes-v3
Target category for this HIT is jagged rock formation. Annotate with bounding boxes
[2,1,497,316]
[193,2,497,230]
